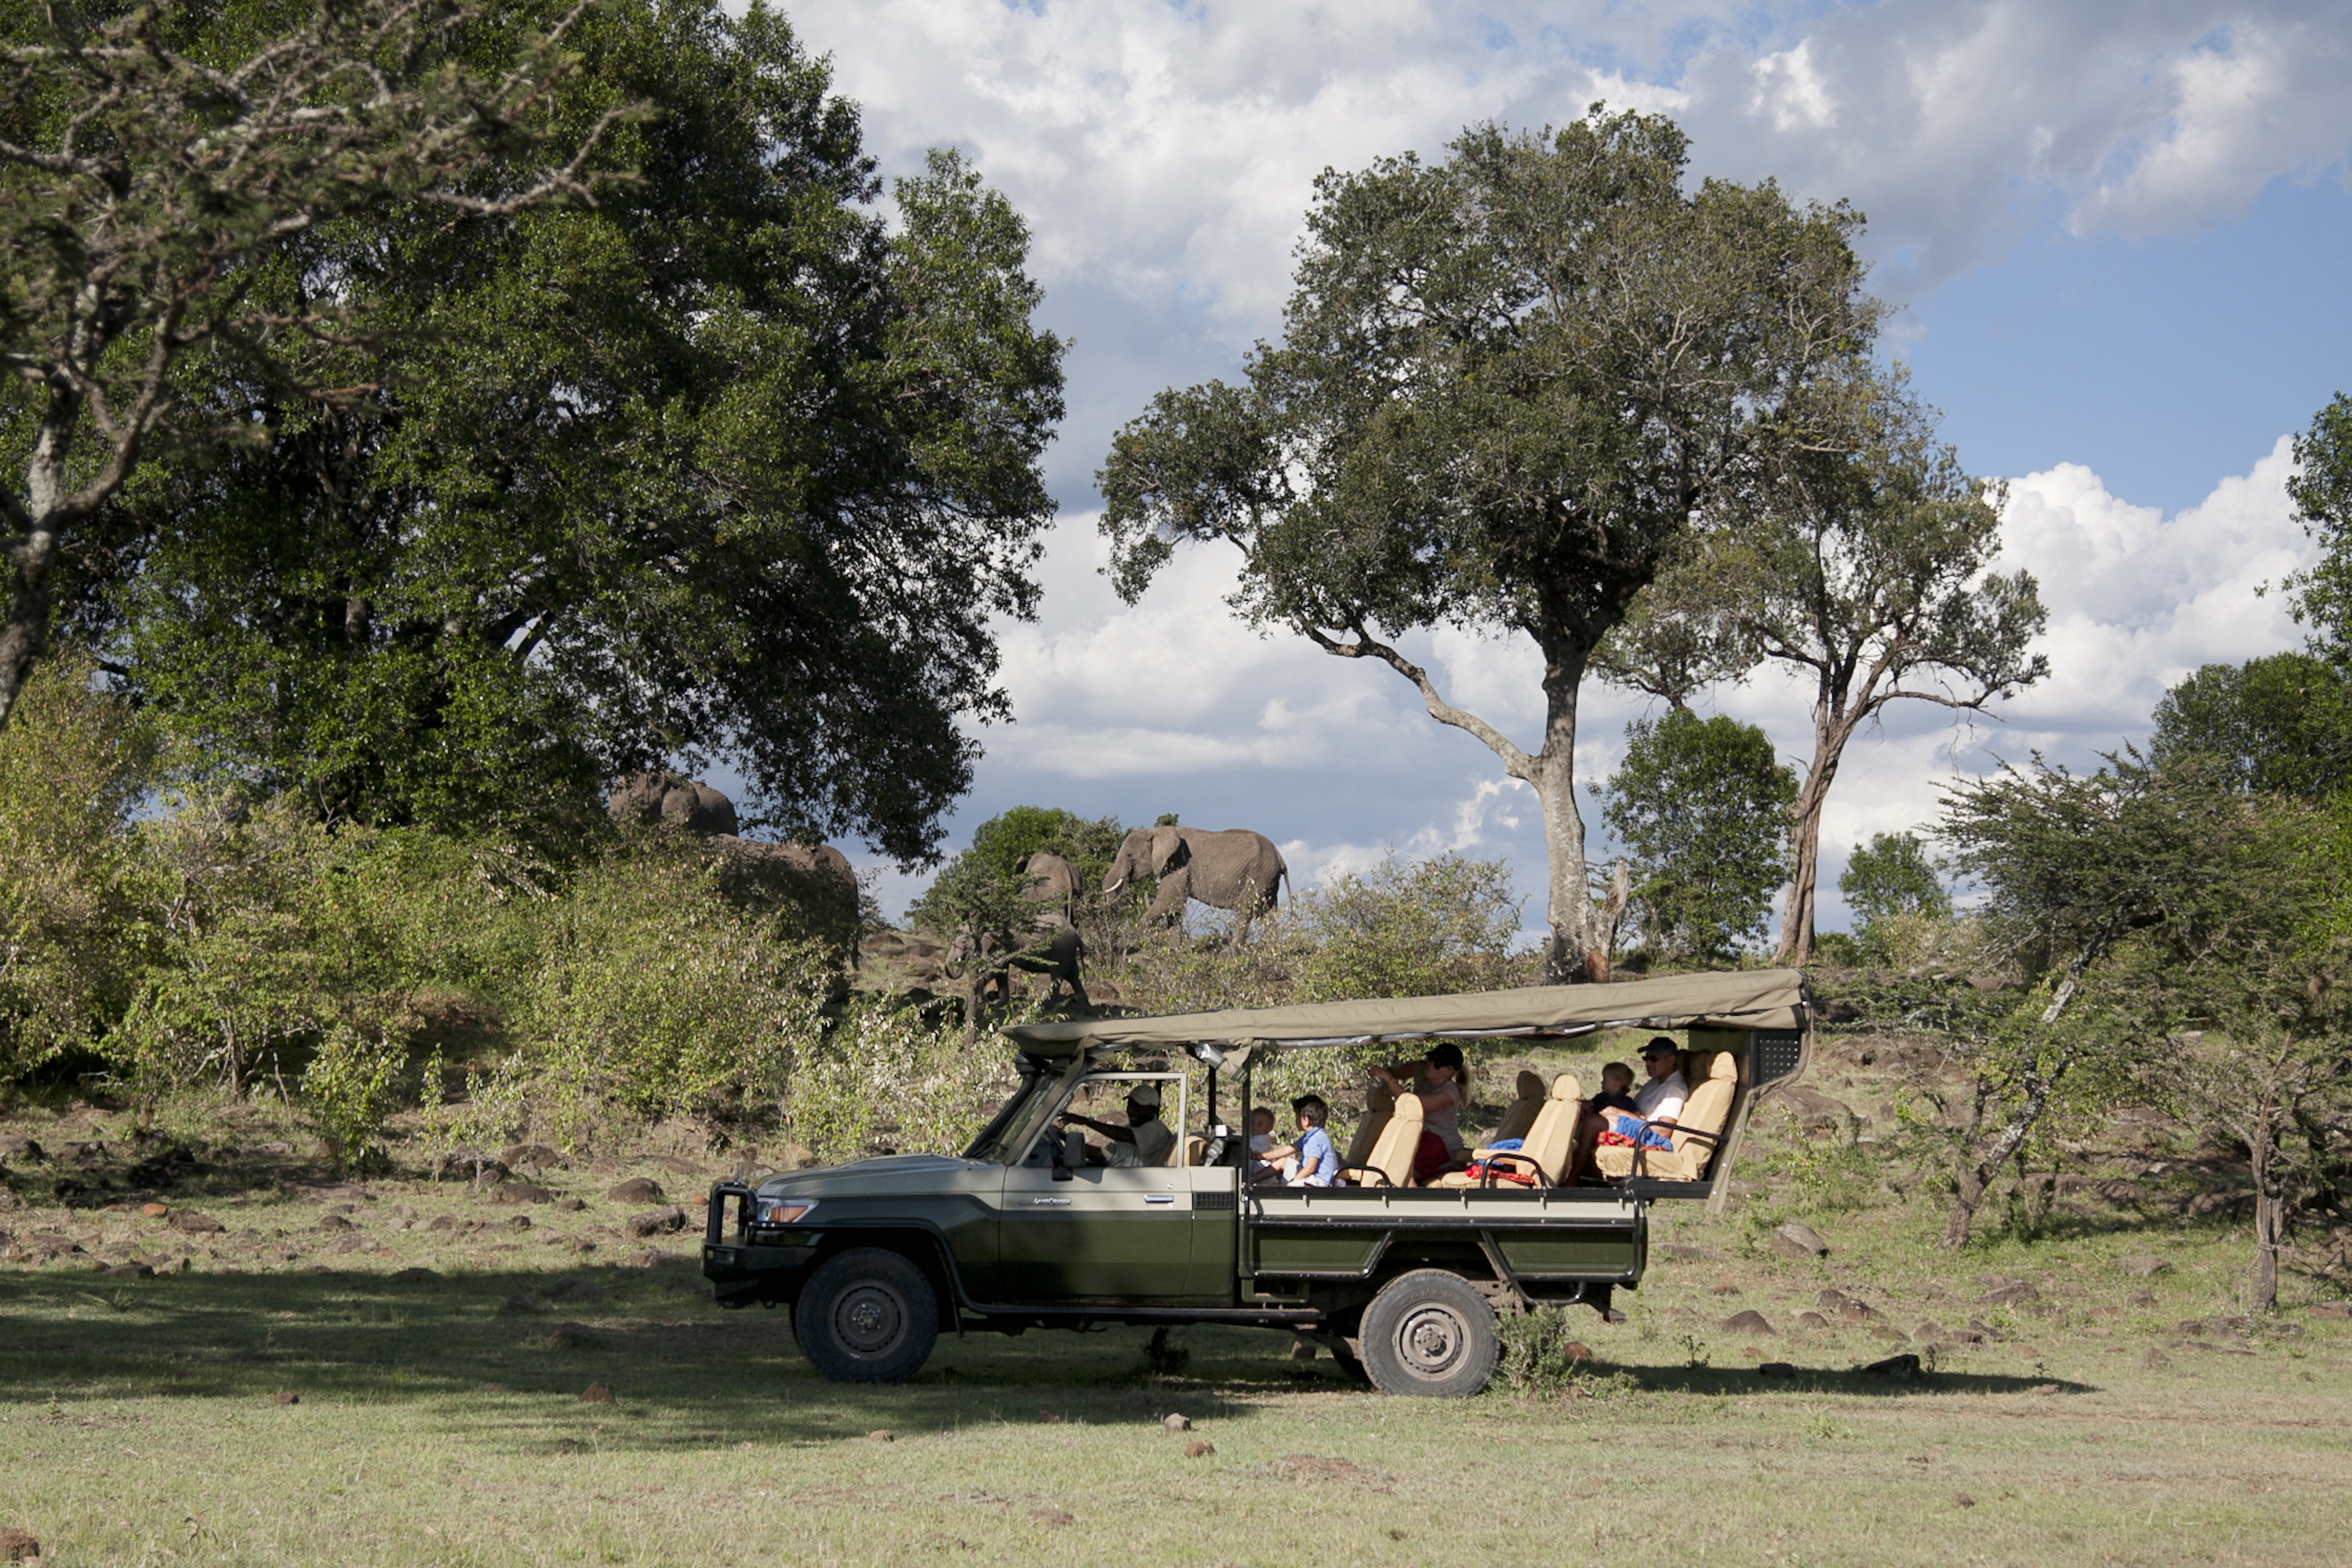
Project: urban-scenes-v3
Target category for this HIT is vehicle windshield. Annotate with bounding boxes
[961,1058,1089,1164]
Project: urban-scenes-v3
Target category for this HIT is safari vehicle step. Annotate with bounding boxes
[705,969,1812,1395]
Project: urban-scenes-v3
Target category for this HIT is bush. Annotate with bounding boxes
[301,1024,406,1170]
[0,660,161,1083]
[1493,1306,1626,1397]
[781,1000,1015,1164]
[1597,709,1794,963]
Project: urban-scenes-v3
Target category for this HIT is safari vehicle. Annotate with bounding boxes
[705,970,1810,1396]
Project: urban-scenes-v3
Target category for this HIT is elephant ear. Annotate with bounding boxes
[1148,826,1188,874]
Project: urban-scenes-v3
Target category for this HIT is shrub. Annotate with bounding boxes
[301,1024,407,1170]
[1494,1306,1618,1396]
[782,1000,1015,1164]
[1597,708,1795,963]
[0,660,161,1083]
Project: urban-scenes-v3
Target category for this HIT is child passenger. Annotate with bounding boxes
[1285,1095,1338,1188]
[1587,1061,1640,1118]
[1247,1107,1283,1183]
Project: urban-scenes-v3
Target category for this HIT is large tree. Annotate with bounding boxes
[2152,652,2352,800]
[2286,390,2352,661]
[1099,110,1873,979]
[1599,362,2046,965]
[0,0,620,734]
[60,1,1065,860]
[1596,708,1794,965]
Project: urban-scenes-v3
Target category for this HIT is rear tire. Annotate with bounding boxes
[794,1247,939,1384]
[1358,1269,1497,1397]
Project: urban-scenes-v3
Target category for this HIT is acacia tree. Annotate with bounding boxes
[0,0,623,733]
[2286,391,2352,661]
[1936,753,2289,1247]
[1600,362,2047,965]
[1099,110,1873,980]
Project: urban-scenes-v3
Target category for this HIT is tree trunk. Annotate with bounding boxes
[2248,1107,2282,1314]
[1943,1164,1988,1249]
[1533,646,1601,982]
[0,523,56,733]
[1773,697,1857,967]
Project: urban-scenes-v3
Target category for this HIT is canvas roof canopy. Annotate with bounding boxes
[1000,969,1808,1058]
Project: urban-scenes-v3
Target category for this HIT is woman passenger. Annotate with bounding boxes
[1369,1042,1469,1184]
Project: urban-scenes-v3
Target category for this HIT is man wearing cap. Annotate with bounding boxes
[1574,1037,1687,1178]
[1059,1084,1176,1168]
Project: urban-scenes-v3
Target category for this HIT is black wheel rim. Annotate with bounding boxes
[1392,1302,1470,1382]
[834,1281,909,1359]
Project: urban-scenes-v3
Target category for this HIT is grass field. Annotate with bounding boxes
[4,1065,2350,1566]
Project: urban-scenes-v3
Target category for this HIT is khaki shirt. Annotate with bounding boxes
[1107,1118,1176,1168]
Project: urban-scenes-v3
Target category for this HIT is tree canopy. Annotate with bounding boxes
[2287,391,2352,661]
[29,1,1067,861]
[2151,652,2352,801]
[1596,708,1794,965]
[1099,108,1873,979]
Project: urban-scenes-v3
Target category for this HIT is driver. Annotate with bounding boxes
[1059,1083,1175,1168]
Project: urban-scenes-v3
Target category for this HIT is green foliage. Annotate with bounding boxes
[1598,710,1796,963]
[514,846,832,1140]
[300,1024,406,1172]
[1492,1308,1627,1398]
[2286,391,2352,660]
[1292,853,1526,1002]
[2150,653,2352,800]
[781,1001,1016,1164]
[1840,832,1950,957]
[0,661,162,1082]
[78,1,1065,859]
[909,805,1124,937]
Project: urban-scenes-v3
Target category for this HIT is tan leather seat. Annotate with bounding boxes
[1339,1081,1395,1172]
[1476,1070,1549,1151]
[1593,1050,1739,1182]
[1183,1133,1208,1167]
[1438,1073,1581,1188]
[1338,1090,1421,1188]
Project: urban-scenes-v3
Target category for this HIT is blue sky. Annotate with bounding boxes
[770,1,2352,935]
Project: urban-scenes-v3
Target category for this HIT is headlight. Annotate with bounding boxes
[755,1197,817,1225]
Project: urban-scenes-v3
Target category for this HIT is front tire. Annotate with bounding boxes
[1358,1269,1497,1397]
[794,1248,939,1384]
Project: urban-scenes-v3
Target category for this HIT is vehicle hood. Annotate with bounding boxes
[755,1152,990,1197]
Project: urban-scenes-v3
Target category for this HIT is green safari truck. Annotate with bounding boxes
[704,969,1811,1396]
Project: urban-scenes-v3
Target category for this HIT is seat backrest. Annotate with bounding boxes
[1351,1091,1423,1186]
[1343,1080,1396,1170]
[1669,1051,1741,1174]
[1183,1134,1208,1167]
[1488,1070,1547,1145]
[1504,1073,1583,1186]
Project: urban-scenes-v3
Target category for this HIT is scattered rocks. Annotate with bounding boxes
[1818,1289,1879,1323]
[868,1429,895,1443]
[0,1528,39,1561]
[1662,1243,1719,1262]
[1982,1277,2041,1306]
[555,1198,586,1212]
[619,1249,659,1269]
[1792,1310,1829,1330]
[273,1391,300,1406]
[1770,1220,1830,1259]
[167,1211,224,1235]
[101,1261,153,1279]
[1859,1352,1923,1379]
[623,1206,686,1239]
[389,1267,439,1285]
[506,1215,532,1230]
[501,1144,561,1171]
[2114,1254,2171,1278]
[139,1202,169,1218]
[425,1215,459,1232]
[488,1182,553,1207]
[435,1148,506,1184]
[0,1135,44,1162]
[1952,1492,1976,1508]
[1037,1410,1064,1424]
[318,1214,354,1232]
[545,1277,604,1303]
[1757,1362,1797,1378]
[1184,1440,1215,1458]
[580,1382,615,1404]
[2307,1302,2351,1320]
[607,1177,666,1204]
[547,1323,595,1350]
[1720,1308,1774,1335]
[1161,1413,1192,1433]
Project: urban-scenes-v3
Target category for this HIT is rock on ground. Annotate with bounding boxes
[1770,1221,1829,1258]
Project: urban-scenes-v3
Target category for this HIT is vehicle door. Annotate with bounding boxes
[996,1071,1209,1303]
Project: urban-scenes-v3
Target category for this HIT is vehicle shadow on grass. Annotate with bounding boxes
[0,1264,1328,1446]
[1599,1360,2096,1397]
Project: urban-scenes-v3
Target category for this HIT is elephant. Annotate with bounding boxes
[1103,825,1287,937]
[1018,850,1082,927]
[607,769,739,836]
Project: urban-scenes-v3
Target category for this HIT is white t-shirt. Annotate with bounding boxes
[1107,1118,1176,1168]
[1635,1070,1689,1123]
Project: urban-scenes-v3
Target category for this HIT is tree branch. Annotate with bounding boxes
[1300,618,1537,778]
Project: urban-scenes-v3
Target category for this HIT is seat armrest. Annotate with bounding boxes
[1334,1164,1393,1188]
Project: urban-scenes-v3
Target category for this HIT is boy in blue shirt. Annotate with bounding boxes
[1287,1095,1338,1187]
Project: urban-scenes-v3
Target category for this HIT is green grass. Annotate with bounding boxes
[4,1061,2349,1567]
[5,1193,2349,1565]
